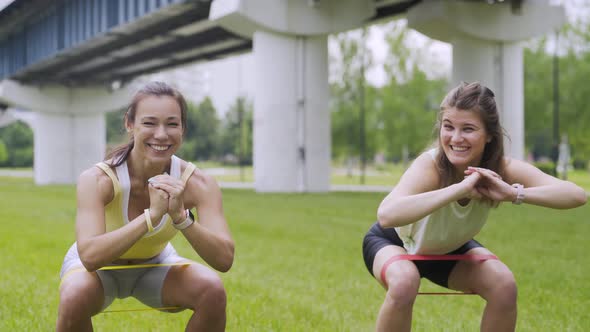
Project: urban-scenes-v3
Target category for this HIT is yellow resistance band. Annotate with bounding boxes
[61,262,193,313]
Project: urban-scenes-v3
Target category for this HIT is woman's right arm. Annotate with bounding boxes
[75,168,162,272]
[377,153,480,228]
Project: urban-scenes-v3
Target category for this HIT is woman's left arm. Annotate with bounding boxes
[181,170,234,272]
[150,168,235,272]
[475,158,587,209]
[505,158,587,209]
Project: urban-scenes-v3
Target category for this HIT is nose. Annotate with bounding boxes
[154,125,168,139]
[451,130,463,143]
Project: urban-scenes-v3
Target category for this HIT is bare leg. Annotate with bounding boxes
[448,248,517,332]
[373,245,420,332]
[161,263,227,332]
[56,271,104,332]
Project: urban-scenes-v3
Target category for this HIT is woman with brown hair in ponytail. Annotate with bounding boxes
[362,81,586,331]
[56,82,234,331]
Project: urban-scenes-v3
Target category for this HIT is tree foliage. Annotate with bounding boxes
[177,97,220,161]
[524,20,590,164]
[331,22,446,164]
[219,97,253,165]
[0,121,34,167]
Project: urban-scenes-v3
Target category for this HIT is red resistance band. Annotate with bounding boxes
[380,254,499,291]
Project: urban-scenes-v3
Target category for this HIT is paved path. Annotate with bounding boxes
[0,169,391,193]
[219,181,391,193]
[4,169,588,196]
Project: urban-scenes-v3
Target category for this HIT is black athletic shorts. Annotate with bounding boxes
[362,222,483,288]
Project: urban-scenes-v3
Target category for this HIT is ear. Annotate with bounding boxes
[124,113,132,132]
[486,135,492,143]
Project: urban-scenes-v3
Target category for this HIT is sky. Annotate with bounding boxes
[0,0,12,11]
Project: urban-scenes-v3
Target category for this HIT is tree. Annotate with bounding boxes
[219,97,253,166]
[0,139,8,166]
[376,21,446,162]
[177,97,220,161]
[523,14,590,164]
[0,121,34,167]
[330,27,378,183]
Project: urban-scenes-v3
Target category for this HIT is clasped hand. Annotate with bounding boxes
[147,174,186,223]
[460,166,515,206]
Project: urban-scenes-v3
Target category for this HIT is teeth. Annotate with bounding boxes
[451,146,468,151]
[150,145,169,151]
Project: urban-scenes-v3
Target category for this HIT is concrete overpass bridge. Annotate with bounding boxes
[0,0,565,191]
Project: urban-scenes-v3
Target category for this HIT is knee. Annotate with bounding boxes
[385,272,420,309]
[486,270,518,307]
[193,274,227,311]
[58,277,101,317]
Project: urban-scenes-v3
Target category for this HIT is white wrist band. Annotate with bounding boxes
[512,183,525,205]
[144,209,154,232]
[173,209,194,230]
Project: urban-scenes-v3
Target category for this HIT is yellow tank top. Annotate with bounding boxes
[95,156,196,259]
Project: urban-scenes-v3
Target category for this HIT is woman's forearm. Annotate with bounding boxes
[520,182,587,209]
[77,216,149,271]
[181,222,234,272]
[377,184,465,228]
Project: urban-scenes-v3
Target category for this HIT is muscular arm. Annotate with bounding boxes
[180,170,234,272]
[75,168,153,272]
[377,152,478,228]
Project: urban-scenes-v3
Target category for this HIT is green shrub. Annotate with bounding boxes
[572,158,588,170]
[534,161,556,175]
[0,139,7,165]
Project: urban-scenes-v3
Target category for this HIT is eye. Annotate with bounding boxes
[463,127,474,133]
[143,121,155,126]
[443,124,453,130]
[168,122,179,127]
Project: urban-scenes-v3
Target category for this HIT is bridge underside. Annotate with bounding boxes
[0,0,418,87]
[0,0,564,191]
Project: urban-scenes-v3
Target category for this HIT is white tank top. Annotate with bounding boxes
[394,149,491,254]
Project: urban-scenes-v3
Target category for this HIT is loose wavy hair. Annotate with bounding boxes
[434,81,506,188]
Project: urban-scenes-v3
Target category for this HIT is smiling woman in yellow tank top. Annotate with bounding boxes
[56,82,234,332]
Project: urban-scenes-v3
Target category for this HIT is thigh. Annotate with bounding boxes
[59,243,114,312]
[60,270,109,316]
[447,247,514,294]
[363,222,419,288]
[161,262,224,309]
[373,245,420,289]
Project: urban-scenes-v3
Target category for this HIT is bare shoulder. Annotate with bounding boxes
[180,161,221,207]
[77,165,114,204]
[412,151,438,170]
[393,150,440,195]
[178,159,218,187]
[188,167,218,188]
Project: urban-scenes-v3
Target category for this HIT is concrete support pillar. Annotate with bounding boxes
[33,112,105,184]
[211,0,375,192]
[407,0,565,160]
[253,31,329,192]
[451,37,524,158]
[0,79,131,184]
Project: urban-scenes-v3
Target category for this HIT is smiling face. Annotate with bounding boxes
[439,107,491,171]
[126,95,184,162]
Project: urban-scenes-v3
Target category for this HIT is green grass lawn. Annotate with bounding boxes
[0,176,589,331]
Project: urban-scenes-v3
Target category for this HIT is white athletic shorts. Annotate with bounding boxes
[60,242,186,311]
